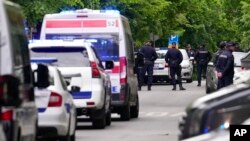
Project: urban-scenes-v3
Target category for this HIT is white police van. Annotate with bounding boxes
[40,9,139,120]
[0,1,49,141]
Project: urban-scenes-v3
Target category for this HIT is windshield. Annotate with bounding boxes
[233,52,247,67]
[30,50,90,67]
[45,34,119,61]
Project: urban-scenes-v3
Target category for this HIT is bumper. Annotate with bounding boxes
[38,107,69,137]
[181,68,193,79]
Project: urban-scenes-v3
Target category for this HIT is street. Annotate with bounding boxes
[75,81,205,141]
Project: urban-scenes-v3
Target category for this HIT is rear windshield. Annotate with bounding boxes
[156,49,189,60]
[30,50,90,67]
[45,34,119,61]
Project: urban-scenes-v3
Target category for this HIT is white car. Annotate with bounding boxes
[29,40,112,129]
[31,63,77,141]
[153,48,193,83]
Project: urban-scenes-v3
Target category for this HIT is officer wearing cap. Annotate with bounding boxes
[165,42,186,91]
[216,42,235,90]
[214,41,226,65]
[139,41,158,91]
[195,44,211,86]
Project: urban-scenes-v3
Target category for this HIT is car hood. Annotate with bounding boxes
[181,60,191,67]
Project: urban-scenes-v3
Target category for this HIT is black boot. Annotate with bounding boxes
[172,85,176,91]
[148,85,151,91]
[197,83,201,87]
[179,84,186,90]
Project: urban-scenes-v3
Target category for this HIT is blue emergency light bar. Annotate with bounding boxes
[31,58,58,64]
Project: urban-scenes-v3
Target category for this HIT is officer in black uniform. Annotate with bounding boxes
[135,52,145,91]
[186,44,195,58]
[139,41,158,91]
[165,42,186,91]
[213,41,226,65]
[195,44,211,86]
[216,42,235,90]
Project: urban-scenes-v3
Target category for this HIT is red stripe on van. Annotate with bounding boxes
[112,66,120,73]
[46,20,82,28]
[115,20,119,27]
[83,20,106,28]
[46,20,107,28]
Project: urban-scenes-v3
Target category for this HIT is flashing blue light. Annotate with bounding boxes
[31,58,58,64]
[100,10,120,14]
[60,10,76,14]
[219,124,225,129]
[203,128,209,133]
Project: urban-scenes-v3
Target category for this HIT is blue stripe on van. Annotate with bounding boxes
[71,91,92,99]
[38,108,46,113]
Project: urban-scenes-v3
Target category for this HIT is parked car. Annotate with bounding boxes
[206,52,247,93]
[31,62,77,141]
[241,51,250,70]
[40,9,139,121]
[0,1,50,141]
[152,48,193,83]
[179,82,250,140]
[29,40,113,129]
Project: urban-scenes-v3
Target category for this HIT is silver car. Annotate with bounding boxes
[152,48,193,83]
[206,52,247,93]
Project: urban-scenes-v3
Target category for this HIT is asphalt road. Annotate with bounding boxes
[76,81,205,141]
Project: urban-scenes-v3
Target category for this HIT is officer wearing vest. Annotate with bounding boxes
[165,42,186,91]
[139,41,158,91]
[216,42,235,90]
[195,44,211,86]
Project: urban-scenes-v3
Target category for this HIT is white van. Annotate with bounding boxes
[40,9,139,120]
[0,1,49,141]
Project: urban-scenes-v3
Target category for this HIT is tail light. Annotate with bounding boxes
[119,57,127,84]
[48,92,62,107]
[241,66,246,70]
[0,110,13,121]
[90,61,101,78]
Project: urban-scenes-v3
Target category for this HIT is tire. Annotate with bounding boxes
[70,131,75,141]
[120,104,131,121]
[106,111,111,126]
[59,134,70,141]
[130,96,139,118]
[92,117,106,129]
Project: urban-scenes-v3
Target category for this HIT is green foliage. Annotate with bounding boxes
[11,0,250,51]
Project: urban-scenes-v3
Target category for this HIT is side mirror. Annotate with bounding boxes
[70,86,80,93]
[208,62,214,67]
[34,64,50,89]
[0,75,22,107]
[104,61,114,69]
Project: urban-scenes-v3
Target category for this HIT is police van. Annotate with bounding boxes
[40,9,139,120]
[0,0,49,141]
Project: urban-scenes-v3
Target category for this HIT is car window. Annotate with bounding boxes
[233,52,247,67]
[30,49,90,67]
[156,51,167,59]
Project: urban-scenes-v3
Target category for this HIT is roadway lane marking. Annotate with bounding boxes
[145,112,169,117]
[139,112,185,118]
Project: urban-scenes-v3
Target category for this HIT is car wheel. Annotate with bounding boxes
[120,103,131,121]
[70,131,75,141]
[131,95,139,118]
[59,133,70,141]
[106,110,111,126]
[206,83,211,94]
[92,116,106,129]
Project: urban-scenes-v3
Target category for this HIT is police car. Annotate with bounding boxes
[153,48,193,83]
[29,40,113,129]
[31,62,77,140]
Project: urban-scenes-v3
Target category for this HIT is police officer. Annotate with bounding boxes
[135,52,145,91]
[139,41,158,91]
[165,42,186,91]
[216,42,235,90]
[195,44,211,86]
[186,44,195,58]
[214,41,226,65]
